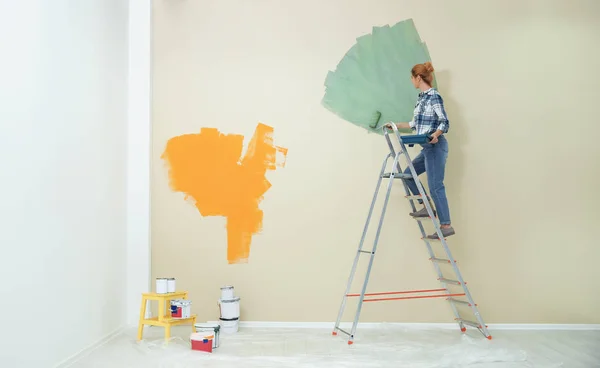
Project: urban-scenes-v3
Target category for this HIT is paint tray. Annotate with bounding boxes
[401,134,432,147]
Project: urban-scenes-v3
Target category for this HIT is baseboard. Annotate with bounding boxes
[54,326,125,368]
[486,323,600,330]
[238,321,452,329]
[238,321,600,330]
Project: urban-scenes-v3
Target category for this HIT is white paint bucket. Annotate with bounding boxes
[195,323,220,348]
[171,299,191,318]
[218,297,240,319]
[167,278,176,293]
[220,285,234,300]
[220,317,239,334]
[156,278,168,294]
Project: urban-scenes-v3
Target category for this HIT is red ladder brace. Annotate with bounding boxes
[347,288,464,302]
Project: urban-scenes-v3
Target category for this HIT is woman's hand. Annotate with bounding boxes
[429,129,443,144]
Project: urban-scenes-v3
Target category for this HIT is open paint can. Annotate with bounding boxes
[195,323,220,348]
[156,278,168,294]
[167,278,176,293]
[171,299,192,318]
[220,285,234,300]
[218,297,240,319]
[219,317,239,334]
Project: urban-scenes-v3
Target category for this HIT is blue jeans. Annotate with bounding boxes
[403,135,451,225]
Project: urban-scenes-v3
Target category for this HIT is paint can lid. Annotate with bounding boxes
[195,323,220,332]
[171,299,191,306]
[156,278,168,280]
[219,297,240,303]
[220,285,234,290]
[191,332,214,341]
[167,277,176,280]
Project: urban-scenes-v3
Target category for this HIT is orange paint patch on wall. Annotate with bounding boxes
[161,123,287,264]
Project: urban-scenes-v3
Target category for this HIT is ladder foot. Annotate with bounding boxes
[461,327,467,332]
[332,331,337,336]
[487,335,493,340]
[348,340,354,345]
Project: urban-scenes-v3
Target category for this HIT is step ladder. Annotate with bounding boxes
[332,124,491,344]
[137,291,197,342]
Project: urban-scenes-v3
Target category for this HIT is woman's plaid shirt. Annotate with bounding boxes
[409,88,450,135]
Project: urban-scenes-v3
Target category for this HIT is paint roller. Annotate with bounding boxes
[369,111,382,129]
[373,111,433,147]
[371,110,396,131]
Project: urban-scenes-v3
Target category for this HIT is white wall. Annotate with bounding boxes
[151,0,600,325]
[0,1,129,366]
[126,0,152,327]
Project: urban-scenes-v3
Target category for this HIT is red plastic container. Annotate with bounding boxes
[191,333,213,353]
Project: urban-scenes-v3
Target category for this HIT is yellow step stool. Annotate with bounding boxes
[137,291,197,341]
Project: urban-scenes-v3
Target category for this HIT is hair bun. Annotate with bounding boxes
[423,61,435,73]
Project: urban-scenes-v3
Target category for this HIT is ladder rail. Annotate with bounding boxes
[348,151,402,342]
[384,125,465,331]
[400,149,488,333]
[386,124,490,337]
[333,152,393,334]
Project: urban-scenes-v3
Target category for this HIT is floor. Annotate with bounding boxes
[70,325,600,368]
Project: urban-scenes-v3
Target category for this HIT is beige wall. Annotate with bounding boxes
[151,0,600,324]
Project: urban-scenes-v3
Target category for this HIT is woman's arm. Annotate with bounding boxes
[428,94,449,143]
[431,94,449,133]
[429,129,444,144]
[394,122,411,130]
[431,129,444,138]
[384,122,412,130]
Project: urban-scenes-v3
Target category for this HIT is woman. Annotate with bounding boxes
[386,62,454,239]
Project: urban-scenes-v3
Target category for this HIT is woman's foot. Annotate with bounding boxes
[410,206,436,218]
[426,226,455,239]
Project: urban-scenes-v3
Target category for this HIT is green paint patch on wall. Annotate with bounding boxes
[322,19,436,135]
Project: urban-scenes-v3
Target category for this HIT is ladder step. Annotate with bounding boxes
[456,318,482,329]
[430,257,454,264]
[359,250,373,254]
[405,195,422,200]
[423,236,444,241]
[447,298,476,306]
[438,277,462,285]
[381,173,413,179]
[414,216,437,222]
